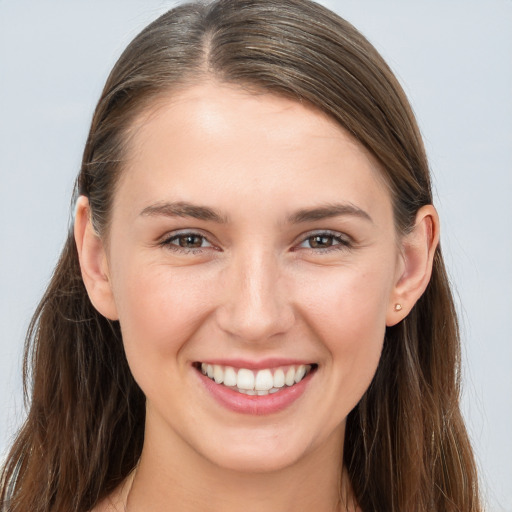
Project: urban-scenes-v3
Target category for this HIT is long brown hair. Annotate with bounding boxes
[1,1,481,511]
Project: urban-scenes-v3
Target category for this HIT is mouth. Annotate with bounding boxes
[194,362,317,396]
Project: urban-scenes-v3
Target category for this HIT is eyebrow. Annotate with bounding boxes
[139,201,373,225]
[287,203,373,224]
[140,201,228,223]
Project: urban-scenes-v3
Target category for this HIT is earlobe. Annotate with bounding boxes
[74,196,119,320]
[386,205,440,326]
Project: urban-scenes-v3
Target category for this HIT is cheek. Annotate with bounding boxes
[110,262,215,379]
[298,262,392,333]
[296,264,392,393]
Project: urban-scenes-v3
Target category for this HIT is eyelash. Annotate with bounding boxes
[158,230,352,254]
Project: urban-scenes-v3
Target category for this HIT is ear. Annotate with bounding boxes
[74,195,119,320]
[386,205,439,326]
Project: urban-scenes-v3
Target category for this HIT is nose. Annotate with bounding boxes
[215,250,295,342]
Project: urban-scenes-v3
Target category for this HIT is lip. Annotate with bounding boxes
[196,358,313,370]
[195,362,316,415]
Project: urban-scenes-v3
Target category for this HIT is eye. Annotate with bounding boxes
[160,231,213,251]
[305,234,336,249]
[298,231,352,251]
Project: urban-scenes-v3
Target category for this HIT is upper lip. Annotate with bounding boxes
[194,358,316,370]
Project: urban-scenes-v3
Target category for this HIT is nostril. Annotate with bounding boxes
[214,302,296,342]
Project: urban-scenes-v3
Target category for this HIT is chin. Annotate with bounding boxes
[191,424,330,475]
[204,444,304,474]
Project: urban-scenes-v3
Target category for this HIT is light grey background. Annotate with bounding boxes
[1,1,511,510]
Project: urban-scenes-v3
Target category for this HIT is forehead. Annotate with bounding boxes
[115,82,392,224]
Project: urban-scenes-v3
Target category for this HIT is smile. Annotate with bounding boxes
[197,363,315,396]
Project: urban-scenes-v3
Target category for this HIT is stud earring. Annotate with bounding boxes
[394,303,403,312]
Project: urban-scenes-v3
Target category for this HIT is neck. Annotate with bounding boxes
[125,418,355,512]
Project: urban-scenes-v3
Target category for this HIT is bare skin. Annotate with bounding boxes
[78,82,438,512]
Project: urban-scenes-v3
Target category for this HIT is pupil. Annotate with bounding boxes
[310,235,332,248]
[179,235,202,248]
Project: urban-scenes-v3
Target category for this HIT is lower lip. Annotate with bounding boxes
[196,368,314,415]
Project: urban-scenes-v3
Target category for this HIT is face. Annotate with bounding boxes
[102,82,403,473]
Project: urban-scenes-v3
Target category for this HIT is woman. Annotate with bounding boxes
[0,0,481,511]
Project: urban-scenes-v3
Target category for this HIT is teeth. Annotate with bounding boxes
[199,363,313,394]
[254,369,273,391]
[223,366,237,387]
[213,365,224,384]
[237,369,254,390]
[273,368,285,388]
[285,367,295,386]
[294,365,306,383]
